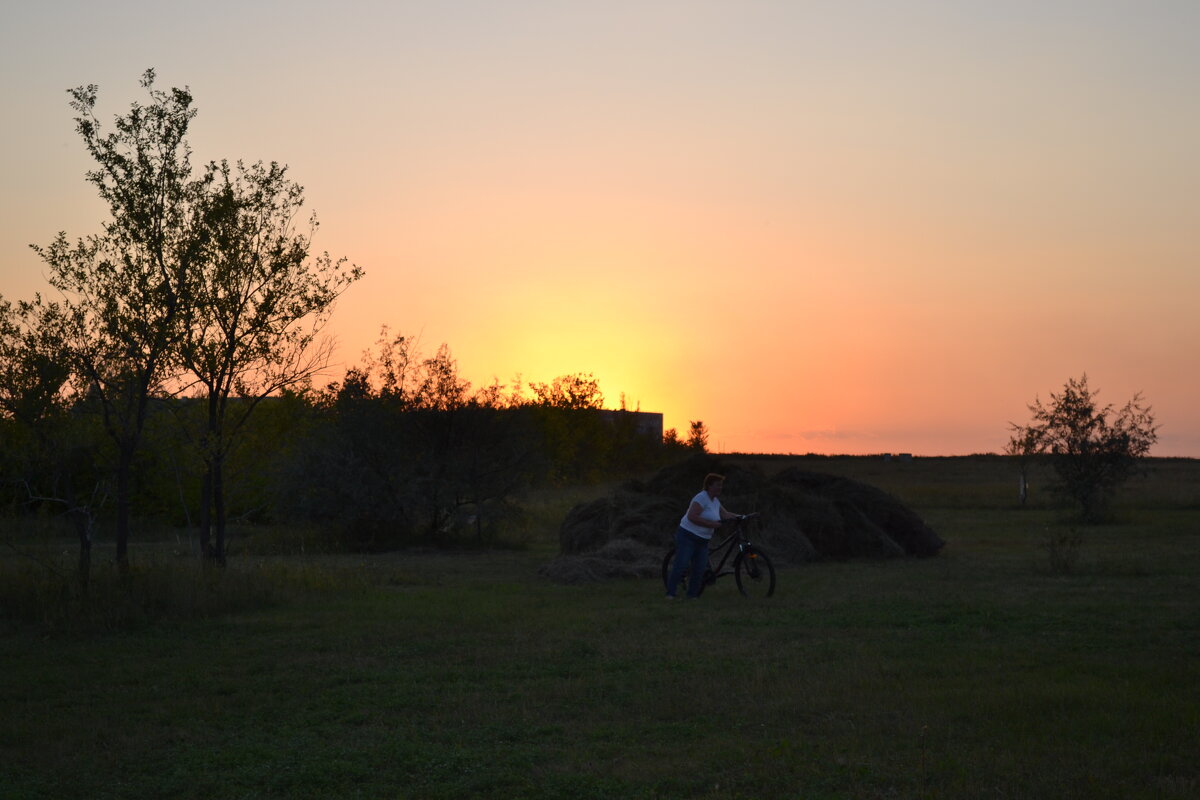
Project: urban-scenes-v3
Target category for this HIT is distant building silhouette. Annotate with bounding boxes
[598,410,663,439]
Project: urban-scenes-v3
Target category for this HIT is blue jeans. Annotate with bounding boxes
[666,527,710,598]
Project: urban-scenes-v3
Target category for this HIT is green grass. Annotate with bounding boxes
[2,458,1199,798]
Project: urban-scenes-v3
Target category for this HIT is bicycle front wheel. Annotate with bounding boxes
[734,548,776,598]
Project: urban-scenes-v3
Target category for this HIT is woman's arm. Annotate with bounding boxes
[686,501,722,529]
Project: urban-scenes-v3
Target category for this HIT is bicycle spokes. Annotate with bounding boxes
[734,548,776,598]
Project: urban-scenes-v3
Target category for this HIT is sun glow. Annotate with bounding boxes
[4,2,1200,455]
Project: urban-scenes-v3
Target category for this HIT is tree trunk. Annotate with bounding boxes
[213,450,227,566]
[200,395,220,563]
[198,465,213,559]
[77,529,92,595]
[70,499,92,595]
[1081,488,1109,524]
[115,445,133,574]
[62,470,92,594]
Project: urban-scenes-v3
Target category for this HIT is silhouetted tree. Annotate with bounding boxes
[30,69,201,569]
[528,373,604,410]
[662,427,691,460]
[290,332,538,546]
[1010,374,1158,522]
[687,420,709,452]
[0,297,103,586]
[180,158,362,564]
[0,298,73,432]
[523,373,605,481]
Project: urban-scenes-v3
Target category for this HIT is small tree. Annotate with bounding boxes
[0,298,73,433]
[1009,374,1157,522]
[31,69,200,568]
[528,373,604,410]
[180,158,362,564]
[526,373,607,481]
[0,297,103,586]
[687,420,709,452]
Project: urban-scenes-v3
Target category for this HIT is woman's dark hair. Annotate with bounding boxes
[703,473,725,490]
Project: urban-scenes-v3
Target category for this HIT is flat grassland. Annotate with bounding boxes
[2,456,1198,799]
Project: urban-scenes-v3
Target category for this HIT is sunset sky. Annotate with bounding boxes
[2,1,1198,455]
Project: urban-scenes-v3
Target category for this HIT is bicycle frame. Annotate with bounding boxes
[663,512,775,598]
[701,517,756,585]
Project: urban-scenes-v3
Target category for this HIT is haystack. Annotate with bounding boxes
[542,454,943,583]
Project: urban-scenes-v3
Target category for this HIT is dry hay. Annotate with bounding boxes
[543,454,944,583]
[538,538,663,584]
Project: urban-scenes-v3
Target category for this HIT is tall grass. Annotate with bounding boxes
[0,544,386,634]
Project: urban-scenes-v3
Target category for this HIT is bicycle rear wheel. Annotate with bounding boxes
[734,548,776,598]
[661,547,679,593]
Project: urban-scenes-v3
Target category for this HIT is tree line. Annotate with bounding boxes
[0,71,704,584]
[0,328,695,566]
[286,330,703,549]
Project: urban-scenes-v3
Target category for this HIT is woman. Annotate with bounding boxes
[665,472,743,599]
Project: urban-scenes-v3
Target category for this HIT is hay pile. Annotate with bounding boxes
[541,454,943,583]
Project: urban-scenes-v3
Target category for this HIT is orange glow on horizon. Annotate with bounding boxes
[4,3,1200,456]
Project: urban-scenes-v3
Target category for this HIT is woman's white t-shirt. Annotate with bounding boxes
[679,490,721,539]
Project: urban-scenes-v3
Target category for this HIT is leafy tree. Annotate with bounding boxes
[0,298,73,432]
[528,373,604,410]
[290,332,537,546]
[29,69,200,568]
[0,297,104,586]
[346,329,474,411]
[662,427,691,460]
[687,420,710,452]
[522,373,607,481]
[180,158,362,563]
[1009,374,1158,522]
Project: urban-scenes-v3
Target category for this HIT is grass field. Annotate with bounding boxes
[2,457,1199,799]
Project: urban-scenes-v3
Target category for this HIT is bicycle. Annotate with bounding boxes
[661,513,776,598]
